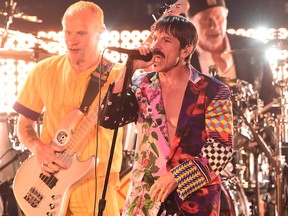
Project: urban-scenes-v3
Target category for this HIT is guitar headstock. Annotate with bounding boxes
[150,0,190,32]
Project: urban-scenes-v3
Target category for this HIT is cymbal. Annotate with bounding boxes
[0,48,56,61]
[217,76,251,88]
[0,48,34,61]
[0,11,42,23]
[259,98,279,113]
[218,77,238,87]
[35,36,58,43]
[217,77,242,88]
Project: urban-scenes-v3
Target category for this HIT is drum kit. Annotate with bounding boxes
[211,52,288,216]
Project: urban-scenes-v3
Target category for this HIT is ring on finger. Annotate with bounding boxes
[41,163,48,168]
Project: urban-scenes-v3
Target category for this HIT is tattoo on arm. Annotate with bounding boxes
[26,124,37,136]
[25,124,38,146]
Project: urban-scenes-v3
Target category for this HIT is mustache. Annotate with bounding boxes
[152,50,165,58]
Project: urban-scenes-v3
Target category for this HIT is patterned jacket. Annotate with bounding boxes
[100,66,234,215]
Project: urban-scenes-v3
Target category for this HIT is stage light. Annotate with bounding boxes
[1,27,288,113]
[266,46,288,87]
[254,27,269,43]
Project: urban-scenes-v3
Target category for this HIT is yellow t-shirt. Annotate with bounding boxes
[14,54,123,215]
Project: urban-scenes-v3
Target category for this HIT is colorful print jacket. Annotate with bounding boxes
[100,67,233,215]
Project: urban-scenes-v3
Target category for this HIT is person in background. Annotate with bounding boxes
[187,0,278,108]
[187,1,288,215]
[100,15,233,215]
[12,1,122,215]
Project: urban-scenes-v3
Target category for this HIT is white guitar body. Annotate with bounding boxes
[13,154,95,216]
[13,109,97,216]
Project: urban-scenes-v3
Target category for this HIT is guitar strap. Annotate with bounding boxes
[80,58,114,113]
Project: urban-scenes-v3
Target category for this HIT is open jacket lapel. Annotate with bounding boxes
[145,73,170,147]
[170,68,204,154]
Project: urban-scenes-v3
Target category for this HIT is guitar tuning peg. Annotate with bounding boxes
[158,6,168,15]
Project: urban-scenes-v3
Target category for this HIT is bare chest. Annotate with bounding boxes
[162,85,186,143]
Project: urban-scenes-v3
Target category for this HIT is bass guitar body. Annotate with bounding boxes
[13,154,95,216]
[13,109,96,216]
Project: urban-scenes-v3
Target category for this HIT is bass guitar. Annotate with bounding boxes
[13,108,100,216]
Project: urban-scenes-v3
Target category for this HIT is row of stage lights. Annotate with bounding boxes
[1,27,288,113]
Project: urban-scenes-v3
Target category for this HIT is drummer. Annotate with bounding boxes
[187,0,278,107]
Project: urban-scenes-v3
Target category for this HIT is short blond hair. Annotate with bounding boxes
[62,1,104,24]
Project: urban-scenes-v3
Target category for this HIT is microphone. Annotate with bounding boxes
[106,47,153,62]
[208,65,218,77]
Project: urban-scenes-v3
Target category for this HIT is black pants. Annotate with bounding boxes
[157,193,184,216]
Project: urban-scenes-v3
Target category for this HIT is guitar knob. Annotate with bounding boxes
[158,6,167,15]
[49,203,55,209]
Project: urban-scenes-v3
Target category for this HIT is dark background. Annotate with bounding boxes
[0,0,288,34]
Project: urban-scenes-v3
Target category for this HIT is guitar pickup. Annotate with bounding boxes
[24,187,43,208]
[40,173,58,189]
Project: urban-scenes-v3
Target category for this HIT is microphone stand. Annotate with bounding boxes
[273,79,288,216]
[97,57,133,216]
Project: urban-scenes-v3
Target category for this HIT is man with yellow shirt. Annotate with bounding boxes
[12,1,122,215]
